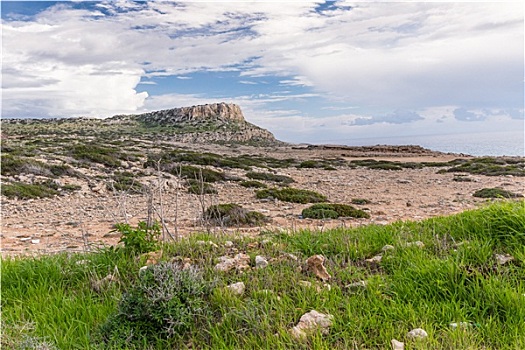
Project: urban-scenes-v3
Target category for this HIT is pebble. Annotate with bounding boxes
[382,244,395,252]
[365,254,383,263]
[391,339,404,349]
[290,310,334,340]
[226,282,245,296]
[495,253,514,265]
[31,239,40,244]
[406,328,428,339]
[255,255,269,269]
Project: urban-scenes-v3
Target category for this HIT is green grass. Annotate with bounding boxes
[473,188,523,199]
[246,171,295,184]
[301,203,370,219]
[2,201,524,349]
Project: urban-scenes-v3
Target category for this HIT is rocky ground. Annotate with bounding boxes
[2,143,523,257]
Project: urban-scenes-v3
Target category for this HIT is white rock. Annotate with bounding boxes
[495,253,514,265]
[224,241,234,248]
[290,310,334,340]
[382,244,395,252]
[406,241,425,248]
[299,280,312,288]
[215,253,251,272]
[365,254,383,263]
[255,255,269,269]
[345,280,368,290]
[226,282,245,296]
[31,239,40,244]
[139,266,148,273]
[20,237,31,242]
[391,338,404,349]
[407,328,428,339]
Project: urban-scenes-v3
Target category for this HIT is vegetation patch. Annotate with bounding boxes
[106,171,144,194]
[473,187,523,199]
[350,159,423,171]
[71,144,123,168]
[1,154,78,178]
[1,180,80,199]
[297,159,340,170]
[204,203,268,226]
[187,179,218,194]
[246,171,295,184]
[168,165,225,183]
[256,187,327,204]
[240,180,268,189]
[351,198,372,205]
[302,203,370,219]
[445,157,525,177]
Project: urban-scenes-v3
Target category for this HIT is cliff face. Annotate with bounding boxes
[136,103,245,124]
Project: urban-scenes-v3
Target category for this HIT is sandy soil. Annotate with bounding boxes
[1,145,523,257]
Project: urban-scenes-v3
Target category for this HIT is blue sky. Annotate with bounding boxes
[2,1,524,144]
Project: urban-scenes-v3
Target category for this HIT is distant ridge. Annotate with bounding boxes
[2,103,282,145]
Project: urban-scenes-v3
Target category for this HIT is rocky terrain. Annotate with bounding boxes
[1,104,524,256]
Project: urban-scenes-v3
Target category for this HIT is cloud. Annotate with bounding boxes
[350,110,424,126]
[453,108,487,122]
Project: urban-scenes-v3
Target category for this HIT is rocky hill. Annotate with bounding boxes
[2,103,281,145]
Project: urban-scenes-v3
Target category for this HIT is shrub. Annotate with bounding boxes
[351,198,372,205]
[71,144,122,168]
[1,181,59,199]
[302,203,370,219]
[239,180,267,189]
[204,203,268,226]
[187,179,218,194]
[256,188,327,204]
[113,221,160,253]
[170,165,225,183]
[98,263,212,347]
[245,171,294,184]
[106,171,144,193]
[473,188,522,199]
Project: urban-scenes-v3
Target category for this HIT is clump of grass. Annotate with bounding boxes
[187,179,218,194]
[302,203,370,219]
[297,159,339,170]
[204,203,268,227]
[239,180,268,189]
[1,154,78,178]
[256,187,327,204]
[350,159,420,171]
[473,188,523,199]
[246,171,295,184]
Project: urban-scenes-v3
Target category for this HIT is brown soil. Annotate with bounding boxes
[1,144,523,257]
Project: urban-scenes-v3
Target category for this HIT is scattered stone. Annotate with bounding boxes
[139,266,148,273]
[196,240,219,248]
[215,253,251,272]
[255,255,269,269]
[397,179,412,184]
[406,328,428,339]
[224,240,234,248]
[406,241,425,248]
[20,237,31,242]
[495,253,514,265]
[365,254,383,263]
[382,244,395,252]
[391,339,404,350]
[299,280,313,288]
[345,280,368,291]
[306,255,331,281]
[226,282,245,296]
[31,239,40,244]
[290,310,334,340]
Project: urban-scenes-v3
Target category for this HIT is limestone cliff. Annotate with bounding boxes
[136,103,245,124]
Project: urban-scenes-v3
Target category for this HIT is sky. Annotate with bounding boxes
[1,1,524,145]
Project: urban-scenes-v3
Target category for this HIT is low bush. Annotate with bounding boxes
[169,165,225,183]
[187,179,218,194]
[351,198,372,205]
[203,203,268,227]
[302,203,370,219]
[446,157,525,177]
[239,180,267,189]
[113,221,160,253]
[256,187,327,204]
[71,144,122,168]
[106,172,144,193]
[473,188,523,199]
[99,262,213,347]
[1,181,59,199]
[246,172,294,184]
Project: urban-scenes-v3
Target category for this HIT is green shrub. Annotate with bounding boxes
[113,221,160,253]
[246,171,294,184]
[1,181,62,199]
[446,157,525,177]
[239,180,267,189]
[204,203,268,226]
[71,144,122,168]
[98,262,212,347]
[473,188,523,199]
[256,187,327,204]
[302,203,370,219]
[187,179,218,194]
[106,171,144,193]
[170,165,225,183]
[351,198,372,205]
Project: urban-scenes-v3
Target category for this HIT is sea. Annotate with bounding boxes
[343,131,524,157]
